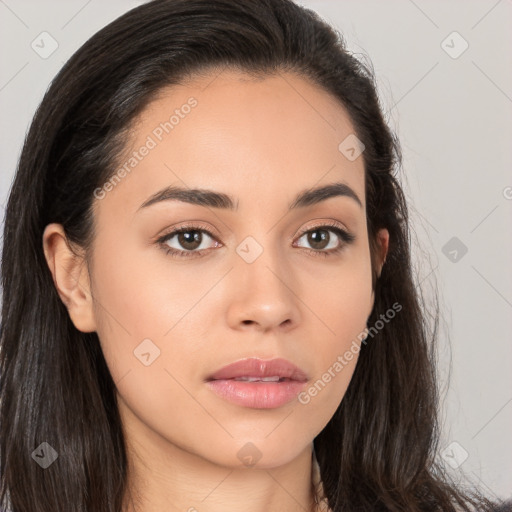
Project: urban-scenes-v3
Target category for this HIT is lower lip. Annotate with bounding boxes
[206,379,307,409]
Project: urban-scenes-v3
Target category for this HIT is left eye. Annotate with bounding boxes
[295,227,345,252]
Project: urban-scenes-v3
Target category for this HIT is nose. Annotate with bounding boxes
[225,245,302,333]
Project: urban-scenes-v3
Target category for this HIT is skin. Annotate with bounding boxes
[43,68,389,512]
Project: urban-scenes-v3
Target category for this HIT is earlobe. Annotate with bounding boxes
[42,223,97,333]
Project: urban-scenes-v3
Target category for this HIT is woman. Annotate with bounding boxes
[0,0,508,511]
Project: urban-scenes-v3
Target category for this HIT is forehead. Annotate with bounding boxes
[96,68,366,217]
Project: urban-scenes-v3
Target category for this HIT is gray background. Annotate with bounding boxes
[1,0,511,500]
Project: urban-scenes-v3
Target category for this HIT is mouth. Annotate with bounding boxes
[205,357,309,409]
[228,376,294,382]
[205,357,309,382]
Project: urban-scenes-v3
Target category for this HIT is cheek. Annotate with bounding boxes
[295,280,370,426]
[302,252,374,339]
[89,244,210,449]
[298,256,373,403]
[88,233,220,392]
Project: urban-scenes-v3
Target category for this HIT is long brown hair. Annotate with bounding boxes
[0,0,503,510]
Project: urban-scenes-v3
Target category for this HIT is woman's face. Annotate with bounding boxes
[70,69,388,468]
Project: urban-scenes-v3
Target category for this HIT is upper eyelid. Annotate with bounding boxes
[158,223,217,242]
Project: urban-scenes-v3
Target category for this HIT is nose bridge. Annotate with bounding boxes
[235,231,289,292]
[228,230,300,329]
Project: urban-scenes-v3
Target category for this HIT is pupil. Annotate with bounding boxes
[309,229,328,249]
[179,231,201,250]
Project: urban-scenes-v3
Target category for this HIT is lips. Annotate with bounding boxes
[205,357,309,409]
[206,357,309,382]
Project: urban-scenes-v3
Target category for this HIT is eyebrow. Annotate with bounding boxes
[137,181,363,212]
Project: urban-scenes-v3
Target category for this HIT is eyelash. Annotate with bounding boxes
[156,221,356,260]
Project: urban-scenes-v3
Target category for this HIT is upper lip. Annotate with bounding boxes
[206,357,309,382]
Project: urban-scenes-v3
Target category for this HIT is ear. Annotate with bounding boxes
[42,223,97,333]
[376,228,389,278]
[367,228,390,321]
